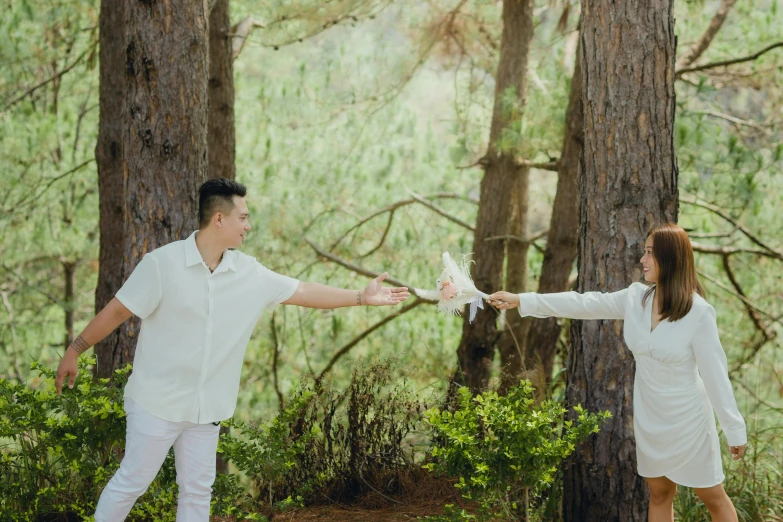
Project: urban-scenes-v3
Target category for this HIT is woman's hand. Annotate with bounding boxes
[487,291,520,310]
[730,445,746,460]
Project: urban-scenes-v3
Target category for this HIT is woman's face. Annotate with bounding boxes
[641,236,659,283]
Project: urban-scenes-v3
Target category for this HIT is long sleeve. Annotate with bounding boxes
[517,286,630,320]
[692,305,747,446]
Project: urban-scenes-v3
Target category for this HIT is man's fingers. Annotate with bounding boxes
[374,272,389,283]
[56,373,63,395]
[68,371,76,389]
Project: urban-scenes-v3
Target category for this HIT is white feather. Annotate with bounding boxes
[435,252,489,317]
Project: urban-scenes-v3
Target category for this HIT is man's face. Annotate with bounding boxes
[217,196,251,248]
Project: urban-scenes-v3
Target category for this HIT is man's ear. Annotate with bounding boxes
[214,211,223,228]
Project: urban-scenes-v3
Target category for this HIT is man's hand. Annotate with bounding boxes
[56,349,79,395]
[487,291,521,310]
[361,273,410,306]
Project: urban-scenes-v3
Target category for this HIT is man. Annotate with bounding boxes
[55,178,409,521]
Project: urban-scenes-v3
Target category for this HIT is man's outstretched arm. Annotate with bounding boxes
[283,273,409,309]
[55,298,134,394]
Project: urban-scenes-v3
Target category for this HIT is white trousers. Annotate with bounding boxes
[94,398,220,522]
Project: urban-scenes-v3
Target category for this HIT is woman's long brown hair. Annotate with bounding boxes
[643,223,705,321]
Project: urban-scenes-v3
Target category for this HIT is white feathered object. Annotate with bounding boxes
[414,252,490,323]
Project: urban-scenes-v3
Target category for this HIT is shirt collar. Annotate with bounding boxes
[185,231,203,268]
[184,231,236,273]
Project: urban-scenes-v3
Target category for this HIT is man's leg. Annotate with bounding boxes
[94,399,181,521]
[173,421,220,522]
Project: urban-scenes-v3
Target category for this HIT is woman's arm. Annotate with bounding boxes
[488,287,630,320]
[692,305,747,457]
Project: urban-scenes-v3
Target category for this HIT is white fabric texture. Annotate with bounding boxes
[115,231,300,423]
[517,282,746,487]
[94,398,221,521]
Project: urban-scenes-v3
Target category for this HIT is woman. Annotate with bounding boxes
[488,223,746,522]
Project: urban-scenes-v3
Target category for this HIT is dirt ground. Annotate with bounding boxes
[212,475,471,521]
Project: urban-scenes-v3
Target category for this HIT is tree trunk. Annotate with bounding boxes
[208,0,235,475]
[114,0,209,365]
[521,44,583,394]
[94,0,126,378]
[63,260,77,351]
[453,0,534,394]
[208,0,235,181]
[563,1,678,520]
[497,166,530,393]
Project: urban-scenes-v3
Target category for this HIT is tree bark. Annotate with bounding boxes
[114,0,209,366]
[497,166,530,393]
[208,0,235,475]
[63,260,77,352]
[208,0,235,181]
[94,0,126,378]
[563,1,679,520]
[452,0,534,394]
[521,44,583,394]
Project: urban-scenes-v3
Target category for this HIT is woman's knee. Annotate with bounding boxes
[695,485,732,511]
[647,480,677,505]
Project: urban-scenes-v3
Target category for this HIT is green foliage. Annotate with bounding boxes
[219,389,322,513]
[422,382,611,521]
[0,357,127,520]
[0,358,263,521]
[220,359,425,508]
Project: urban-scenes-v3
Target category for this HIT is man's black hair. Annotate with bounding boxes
[198,178,247,228]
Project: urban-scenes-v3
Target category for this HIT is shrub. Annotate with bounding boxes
[219,359,426,509]
[0,358,262,521]
[421,382,611,521]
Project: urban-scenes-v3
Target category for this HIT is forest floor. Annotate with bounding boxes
[211,475,472,521]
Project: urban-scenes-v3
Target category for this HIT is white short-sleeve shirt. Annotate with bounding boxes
[115,231,299,423]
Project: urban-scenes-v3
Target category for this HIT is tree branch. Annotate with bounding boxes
[681,195,783,257]
[456,155,489,170]
[515,158,559,171]
[721,254,775,344]
[677,0,738,69]
[406,189,475,232]
[317,299,425,379]
[3,159,95,214]
[0,263,62,306]
[2,46,94,111]
[230,17,266,61]
[690,109,773,130]
[305,238,436,301]
[676,41,783,78]
[328,192,477,251]
[690,241,783,261]
[696,269,783,328]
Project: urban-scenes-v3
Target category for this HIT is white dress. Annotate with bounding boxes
[517,282,747,488]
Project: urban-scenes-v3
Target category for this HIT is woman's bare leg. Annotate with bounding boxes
[645,476,677,522]
[694,484,738,522]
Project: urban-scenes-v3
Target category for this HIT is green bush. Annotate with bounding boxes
[422,382,611,521]
[0,359,128,520]
[0,358,262,521]
[219,359,426,508]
